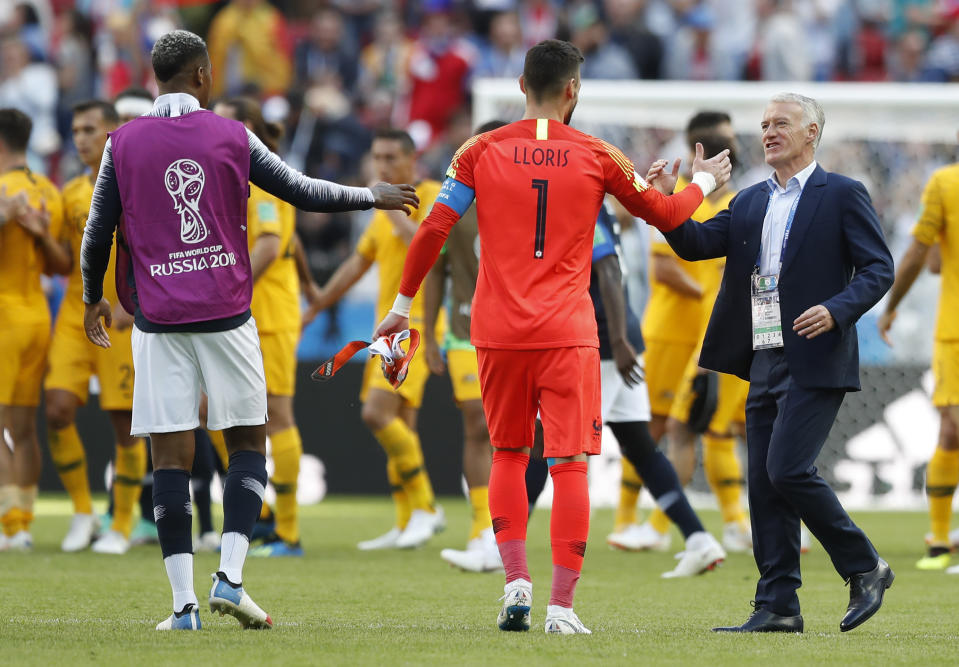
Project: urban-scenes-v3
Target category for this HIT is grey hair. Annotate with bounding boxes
[151,30,208,83]
[770,92,825,149]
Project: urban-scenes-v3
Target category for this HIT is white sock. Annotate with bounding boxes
[219,532,249,585]
[163,553,198,613]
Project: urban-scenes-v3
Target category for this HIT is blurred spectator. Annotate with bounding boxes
[95,11,151,99]
[0,37,59,164]
[569,1,637,79]
[474,11,525,78]
[518,0,559,47]
[54,10,94,135]
[889,28,928,80]
[207,0,292,97]
[745,0,812,80]
[294,83,372,182]
[922,10,959,81]
[664,4,719,80]
[604,0,663,79]
[404,10,475,149]
[295,7,359,96]
[7,2,50,61]
[359,11,412,101]
[853,14,890,81]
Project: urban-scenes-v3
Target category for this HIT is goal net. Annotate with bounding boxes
[473,78,955,510]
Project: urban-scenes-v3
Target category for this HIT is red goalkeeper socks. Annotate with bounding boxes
[549,461,589,607]
[489,450,531,583]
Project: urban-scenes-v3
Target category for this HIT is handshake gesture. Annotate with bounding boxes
[645,143,732,196]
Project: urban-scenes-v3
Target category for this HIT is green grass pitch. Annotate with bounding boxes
[2,496,958,666]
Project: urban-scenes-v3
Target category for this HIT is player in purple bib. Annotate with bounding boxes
[80,30,419,631]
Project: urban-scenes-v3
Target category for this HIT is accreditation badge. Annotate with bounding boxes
[751,271,784,350]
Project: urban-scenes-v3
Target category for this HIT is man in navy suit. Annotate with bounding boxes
[648,93,895,633]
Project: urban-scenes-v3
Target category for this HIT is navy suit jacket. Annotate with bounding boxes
[664,165,894,391]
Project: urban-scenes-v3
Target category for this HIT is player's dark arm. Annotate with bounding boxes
[249,232,280,283]
[246,130,417,214]
[291,232,322,304]
[878,237,930,344]
[594,254,643,387]
[422,252,447,347]
[81,138,122,304]
[927,243,942,274]
[422,251,448,374]
[303,251,373,326]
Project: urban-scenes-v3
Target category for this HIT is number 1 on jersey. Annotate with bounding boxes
[531,178,548,259]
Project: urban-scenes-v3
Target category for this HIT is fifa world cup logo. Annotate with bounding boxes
[164,159,208,244]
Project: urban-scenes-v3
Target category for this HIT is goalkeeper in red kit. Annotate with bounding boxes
[375,39,731,635]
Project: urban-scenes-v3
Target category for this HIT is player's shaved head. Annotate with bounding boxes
[523,40,584,103]
[0,108,32,153]
[152,30,209,83]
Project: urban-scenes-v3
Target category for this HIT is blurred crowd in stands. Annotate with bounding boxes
[1,0,954,355]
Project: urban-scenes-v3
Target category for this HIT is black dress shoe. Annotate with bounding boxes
[713,608,803,633]
[840,557,894,632]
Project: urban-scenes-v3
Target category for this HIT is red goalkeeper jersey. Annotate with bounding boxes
[399,117,705,350]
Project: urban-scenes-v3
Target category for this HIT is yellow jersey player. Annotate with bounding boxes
[305,128,444,550]
[609,112,750,553]
[879,158,959,571]
[423,120,507,572]
[212,97,308,557]
[44,100,147,554]
[0,108,69,552]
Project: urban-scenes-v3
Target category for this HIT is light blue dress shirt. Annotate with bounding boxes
[758,160,818,276]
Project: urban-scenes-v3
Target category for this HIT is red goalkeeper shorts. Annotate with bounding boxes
[477,346,602,459]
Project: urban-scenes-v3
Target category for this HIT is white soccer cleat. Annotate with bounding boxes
[441,527,503,572]
[396,507,445,549]
[92,530,130,555]
[800,525,812,554]
[722,522,753,553]
[209,572,272,629]
[194,531,221,553]
[608,521,671,552]
[497,579,532,631]
[156,604,201,630]
[357,527,402,551]
[8,531,33,552]
[544,605,591,634]
[61,513,99,552]
[662,531,725,578]
[945,563,959,575]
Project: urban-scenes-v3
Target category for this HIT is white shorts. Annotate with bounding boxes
[600,359,651,424]
[130,319,267,437]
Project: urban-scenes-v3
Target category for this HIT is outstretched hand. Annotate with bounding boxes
[370,182,420,216]
[646,158,682,195]
[84,298,113,348]
[691,142,732,191]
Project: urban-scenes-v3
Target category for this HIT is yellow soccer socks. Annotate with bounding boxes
[375,418,435,514]
[468,486,492,541]
[703,434,748,527]
[926,447,959,547]
[270,426,303,545]
[48,425,93,516]
[386,458,411,530]
[615,459,642,531]
[112,440,147,537]
[0,484,18,536]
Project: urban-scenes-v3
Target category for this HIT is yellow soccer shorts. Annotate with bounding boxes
[0,319,50,407]
[669,349,749,434]
[360,347,430,409]
[448,348,482,403]
[933,340,959,407]
[644,338,697,417]
[259,329,299,397]
[46,318,134,411]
